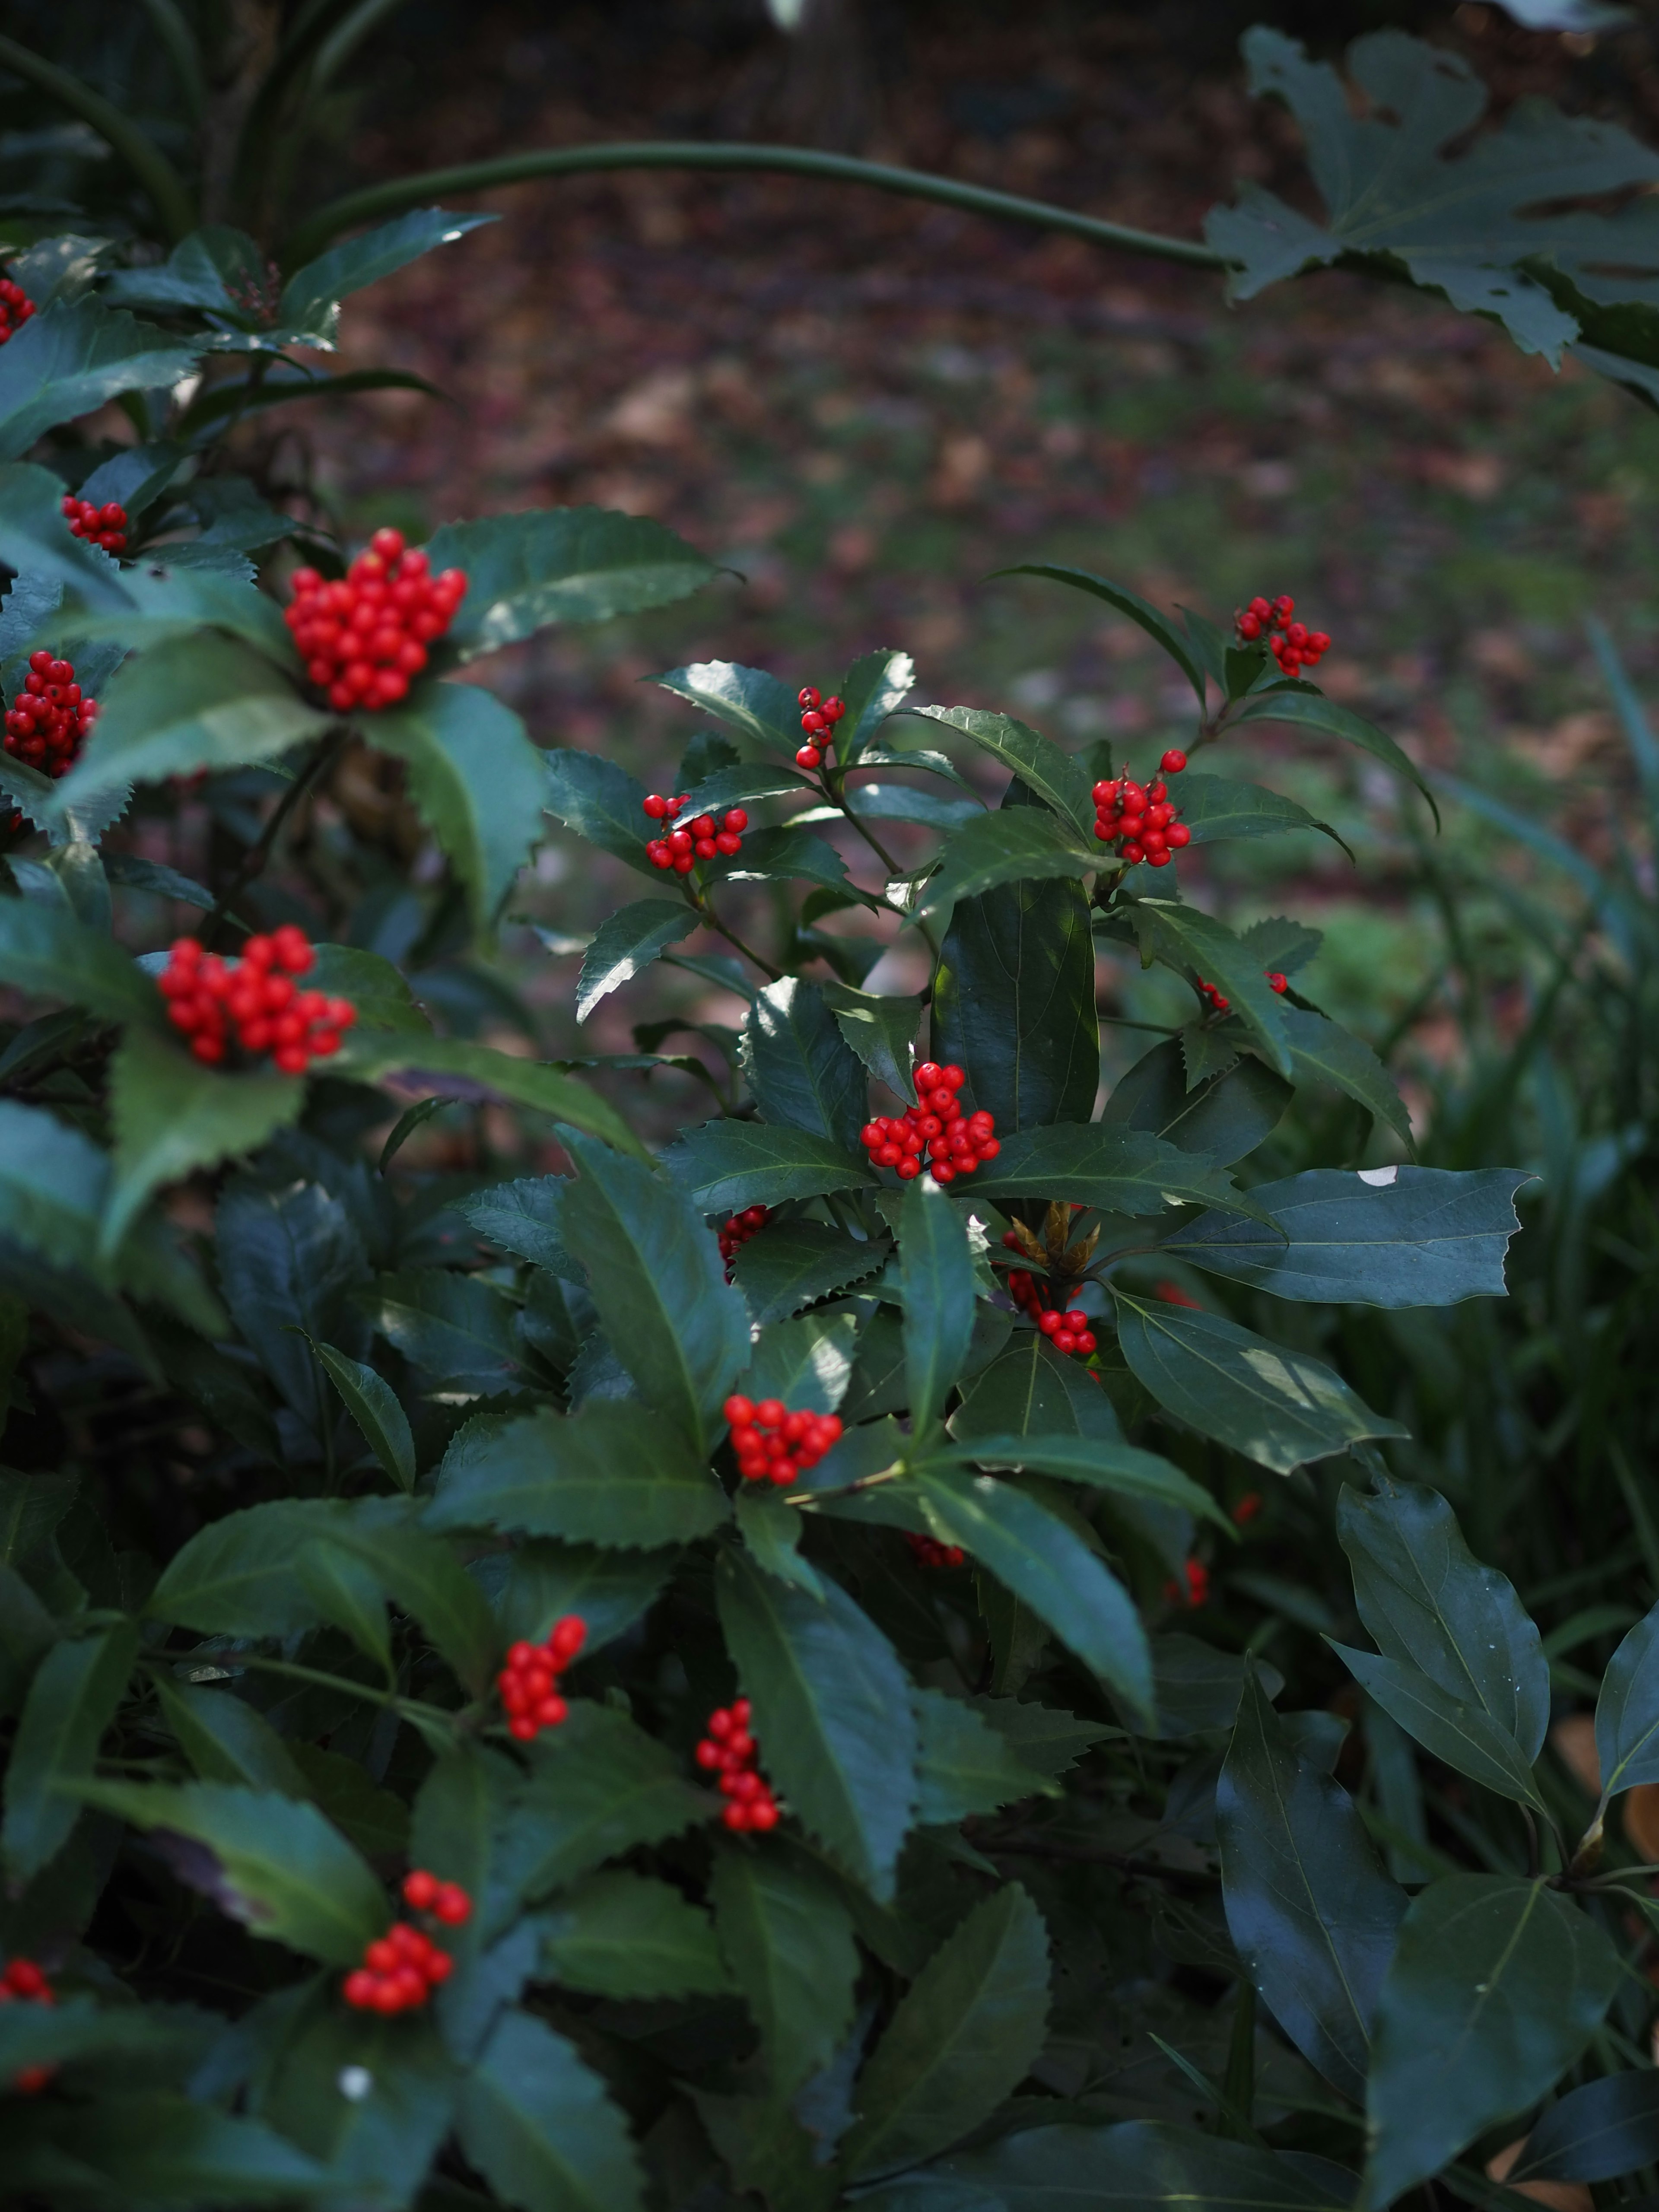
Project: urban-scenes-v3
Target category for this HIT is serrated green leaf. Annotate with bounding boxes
[57,559,294,659]
[458,2005,645,2212]
[661,1119,877,1214]
[458,1175,579,1277]
[540,1870,728,1999]
[1594,1596,1659,1798]
[152,1679,307,1794]
[0,898,162,1029]
[970,1122,1262,1218]
[912,806,1095,923]
[912,1687,1057,1823]
[1,1623,138,1881]
[716,1547,916,1899]
[429,507,715,658]
[496,1702,709,1902]
[359,1267,529,1394]
[7,2095,330,2206]
[995,563,1206,703]
[734,1309,859,1415]
[842,1883,1051,2180]
[741,977,868,1151]
[734,1487,824,1596]
[490,1541,673,1653]
[730,1219,885,1322]
[216,1175,369,1440]
[1131,901,1294,1078]
[929,1433,1230,1530]
[1177,769,1355,859]
[1101,1035,1293,1164]
[1116,1293,1407,1473]
[1263,1004,1414,1152]
[901,1176,976,1437]
[1218,1666,1407,2104]
[833,646,916,767]
[0,460,133,609]
[575,896,694,1022]
[911,705,1094,833]
[1230,681,1439,825]
[708,820,852,890]
[425,1400,728,1547]
[543,746,653,870]
[820,980,921,1101]
[369,680,544,935]
[312,1342,417,1489]
[653,659,799,752]
[674,761,809,820]
[261,1999,459,2206]
[327,1515,499,1696]
[145,1498,343,1636]
[0,297,200,460]
[309,941,433,1034]
[280,208,496,343]
[336,1032,645,1160]
[952,1329,1125,1445]
[710,1844,858,2092]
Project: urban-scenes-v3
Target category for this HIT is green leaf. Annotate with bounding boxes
[426,1400,728,1548]
[1165,1166,1528,1304]
[1101,1035,1291,1165]
[360,1267,527,1394]
[952,1330,1125,1446]
[540,1870,728,2000]
[931,1433,1230,1531]
[260,2001,459,2208]
[1115,1294,1408,1474]
[497,1702,709,1901]
[103,1029,304,1256]
[932,789,1098,1134]
[911,705,1095,833]
[1337,1476,1549,1764]
[370,681,545,934]
[0,898,162,1029]
[575,897,694,1022]
[457,2005,646,2212]
[835,645,917,766]
[313,1341,416,1490]
[1176,769,1355,859]
[0,298,200,460]
[901,1176,977,1436]
[970,1123,1262,1218]
[709,820,852,890]
[1330,1643,1550,1814]
[429,507,715,657]
[1149,1633,1279,1740]
[1363,1876,1620,2209]
[458,1176,578,1277]
[74,1780,385,1964]
[560,1129,750,1449]
[1594,1596,1659,1797]
[653,659,799,752]
[280,208,497,341]
[0,461,132,609]
[710,1843,858,2092]
[715,1547,916,1899]
[52,557,295,659]
[1131,901,1294,1078]
[329,1515,499,1697]
[307,944,432,1037]
[1,1624,138,1881]
[842,1883,1051,2180]
[491,1541,673,1654]
[735,1488,825,1597]
[734,1309,859,1414]
[216,1176,369,1440]
[1230,682,1439,825]
[820,980,921,1100]
[336,1032,645,1160]
[912,806,1095,924]
[912,1466,1153,1718]
[297,1538,391,1675]
[1510,2074,1659,2185]
[1267,1004,1414,1152]
[730,1220,885,1323]
[995,564,1206,705]
[1218,1665,1406,2104]
[145,1498,343,1636]
[543,747,653,870]
[57,633,329,802]
[741,978,868,1152]
[913,1686,1058,1822]
[938,2119,1354,2208]
[152,1679,306,1794]
[675,761,808,819]
[661,1119,877,1213]
[8,2095,329,2206]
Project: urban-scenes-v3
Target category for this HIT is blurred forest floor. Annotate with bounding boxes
[283,0,1659,1116]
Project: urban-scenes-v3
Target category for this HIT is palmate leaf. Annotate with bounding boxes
[0,298,200,460]
[428,505,716,657]
[425,1400,729,1548]
[661,1119,877,1213]
[369,681,546,935]
[1363,1877,1620,2210]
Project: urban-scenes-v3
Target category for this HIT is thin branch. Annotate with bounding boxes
[202,728,344,945]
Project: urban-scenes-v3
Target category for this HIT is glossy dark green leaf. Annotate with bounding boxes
[1,1623,138,1881]
[1218,1666,1405,2104]
[1230,682,1438,825]
[1331,1643,1548,1812]
[912,705,1095,833]
[710,1842,858,2091]
[8,2094,329,2205]
[543,746,655,871]
[1176,770,1354,858]
[842,1883,1051,2179]
[360,1268,527,1395]
[953,1329,1125,1445]
[674,761,807,819]
[1261,1005,1415,1151]
[0,899,162,1030]
[971,1123,1261,1218]
[216,1177,369,1441]
[1150,1633,1281,1739]
[260,1999,459,2206]
[0,298,200,460]
[1512,2073,1659,2183]
[1364,1876,1620,2208]
[425,1400,728,1548]
[328,1514,499,1696]
[370,680,545,933]
[821,980,921,1100]
[1337,1476,1549,1764]
[995,564,1206,704]
[335,1032,645,1160]
[901,1176,977,1436]
[912,806,1095,923]
[76,1780,384,1964]
[0,461,133,608]
[152,1679,306,1794]
[913,1467,1153,1718]
[741,978,868,1152]
[1132,901,1294,1078]
[1116,1295,1407,1473]
[145,1498,343,1636]
[716,1547,916,1898]
[1595,1596,1659,1797]
[730,1220,885,1323]
[913,1686,1058,1822]
[280,206,494,337]
[540,1869,728,2000]
[560,1129,750,1448]
[575,897,694,1022]
[936,2119,1355,2209]
[734,1309,859,1415]
[652,659,799,751]
[490,1541,673,1653]
[969,1696,1115,1781]
[308,942,432,1034]
[1166,1167,1527,1305]
[313,1340,416,1490]
[1101,1035,1292,1168]
[495,1702,708,1903]
[735,1488,824,1596]
[931,1433,1229,1530]
[458,1175,580,1279]
[457,2005,646,2212]
[836,646,917,766]
[661,1118,877,1215]
[429,505,714,656]
[711,820,853,890]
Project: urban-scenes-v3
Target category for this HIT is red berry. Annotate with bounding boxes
[798,686,821,709]
[795,746,822,770]
[403,1869,439,1911]
[1160,750,1187,774]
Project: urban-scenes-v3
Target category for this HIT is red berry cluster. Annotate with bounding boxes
[5,650,99,779]
[643,791,749,873]
[1093,750,1191,869]
[1195,970,1289,1017]
[723,1395,843,1486]
[285,529,466,713]
[795,686,845,772]
[718,1202,770,1270]
[0,1958,54,2096]
[0,274,35,345]
[695,1698,780,1831]
[859,1062,998,1186]
[906,1531,965,1570]
[158,930,356,1073]
[999,1246,1099,1357]
[61,495,127,556]
[1164,1557,1211,1608]
[1234,594,1330,677]
[1233,1491,1263,1526]
[343,1873,470,2014]
[498,1615,586,1741]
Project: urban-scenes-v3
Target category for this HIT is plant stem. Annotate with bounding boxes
[280,141,1230,273]
[158,1650,457,1730]
[202,728,344,945]
[694,893,782,981]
